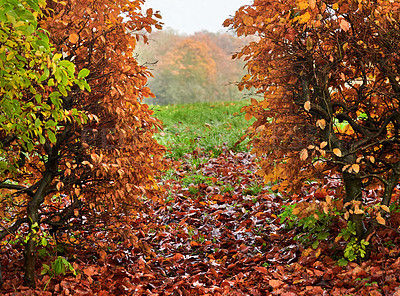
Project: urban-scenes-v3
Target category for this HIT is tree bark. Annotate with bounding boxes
[23,172,54,288]
[343,172,366,241]
[0,261,3,288]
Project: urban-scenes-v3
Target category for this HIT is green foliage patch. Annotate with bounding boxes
[152,100,254,159]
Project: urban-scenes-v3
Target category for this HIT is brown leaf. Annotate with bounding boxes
[83,266,98,277]
[269,279,284,289]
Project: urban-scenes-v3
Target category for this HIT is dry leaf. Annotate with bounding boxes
[376,213,385,225]
[306,36,313,51]
[339,18,350,32]
[333,148,342,157]
[381,205,390,213]
[304,101,311,112]
[316,119,326,130]
[300,148,308,161]
[351,164,360,173]
[69,33,79,44]
[320,141,328,149]
[269,279,284,289]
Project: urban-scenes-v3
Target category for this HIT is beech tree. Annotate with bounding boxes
[225,0,400,246]
[0,0,164,287]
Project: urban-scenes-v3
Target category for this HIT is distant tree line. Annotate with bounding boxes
[135,30,251,105]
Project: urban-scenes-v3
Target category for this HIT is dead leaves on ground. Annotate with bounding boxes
[2,149,400,295]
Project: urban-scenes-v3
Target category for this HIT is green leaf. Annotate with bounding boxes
[41,236,47,247]
[78,68,90,78]
[41,264,50,275]
[53,257,65,275]
[312,240,319,249]
[46,129,56,143]
[25,0,40,11]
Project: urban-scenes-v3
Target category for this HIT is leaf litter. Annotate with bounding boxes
[2,148,400,295]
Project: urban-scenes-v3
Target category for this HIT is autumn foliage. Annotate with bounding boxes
[136,31,250,104]
[225,0,400,244]
[0,0,164,288]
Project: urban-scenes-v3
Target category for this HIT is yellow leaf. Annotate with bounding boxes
[333,148,342,157]
[369,156,375,163]
[381,205,390,213]
[298,0,309,10]
[299,11,311,24]
[332,3,339,10]
[304,101,311,112]
[351,164,360,173]
[69,33,79,44]
[300,148,308,161]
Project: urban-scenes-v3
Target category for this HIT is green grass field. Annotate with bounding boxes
[151,100,254,159]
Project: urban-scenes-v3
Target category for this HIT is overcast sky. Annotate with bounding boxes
[143,0,252,35]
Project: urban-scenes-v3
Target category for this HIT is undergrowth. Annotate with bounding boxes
[151,100,254,159]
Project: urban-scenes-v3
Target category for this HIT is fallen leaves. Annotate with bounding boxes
[2,149,400,295]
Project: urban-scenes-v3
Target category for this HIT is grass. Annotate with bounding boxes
[150,100,254,159]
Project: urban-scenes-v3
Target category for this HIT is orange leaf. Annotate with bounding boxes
[269,279,284,289]
[376,213,385,225]
[300,148,308,161]
[304,101,311,112]
[298,0,309,10]
[245,113,253,121]
[309,0,316,9]
[69,33,79,44]
[333,148,342,157]
[83,266,98,277]
[339,19,350,32]
[254,266,269,274]
[173,253,184,261]
[316,119,326,130]
[320,141,328,149]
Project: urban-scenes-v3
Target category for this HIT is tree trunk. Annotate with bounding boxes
[23,236,37,288]
[0,261,3,288]
[343,172,366,240]
[23,171,54,288]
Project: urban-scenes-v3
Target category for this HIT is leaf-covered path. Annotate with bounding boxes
[3,148,400,295]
